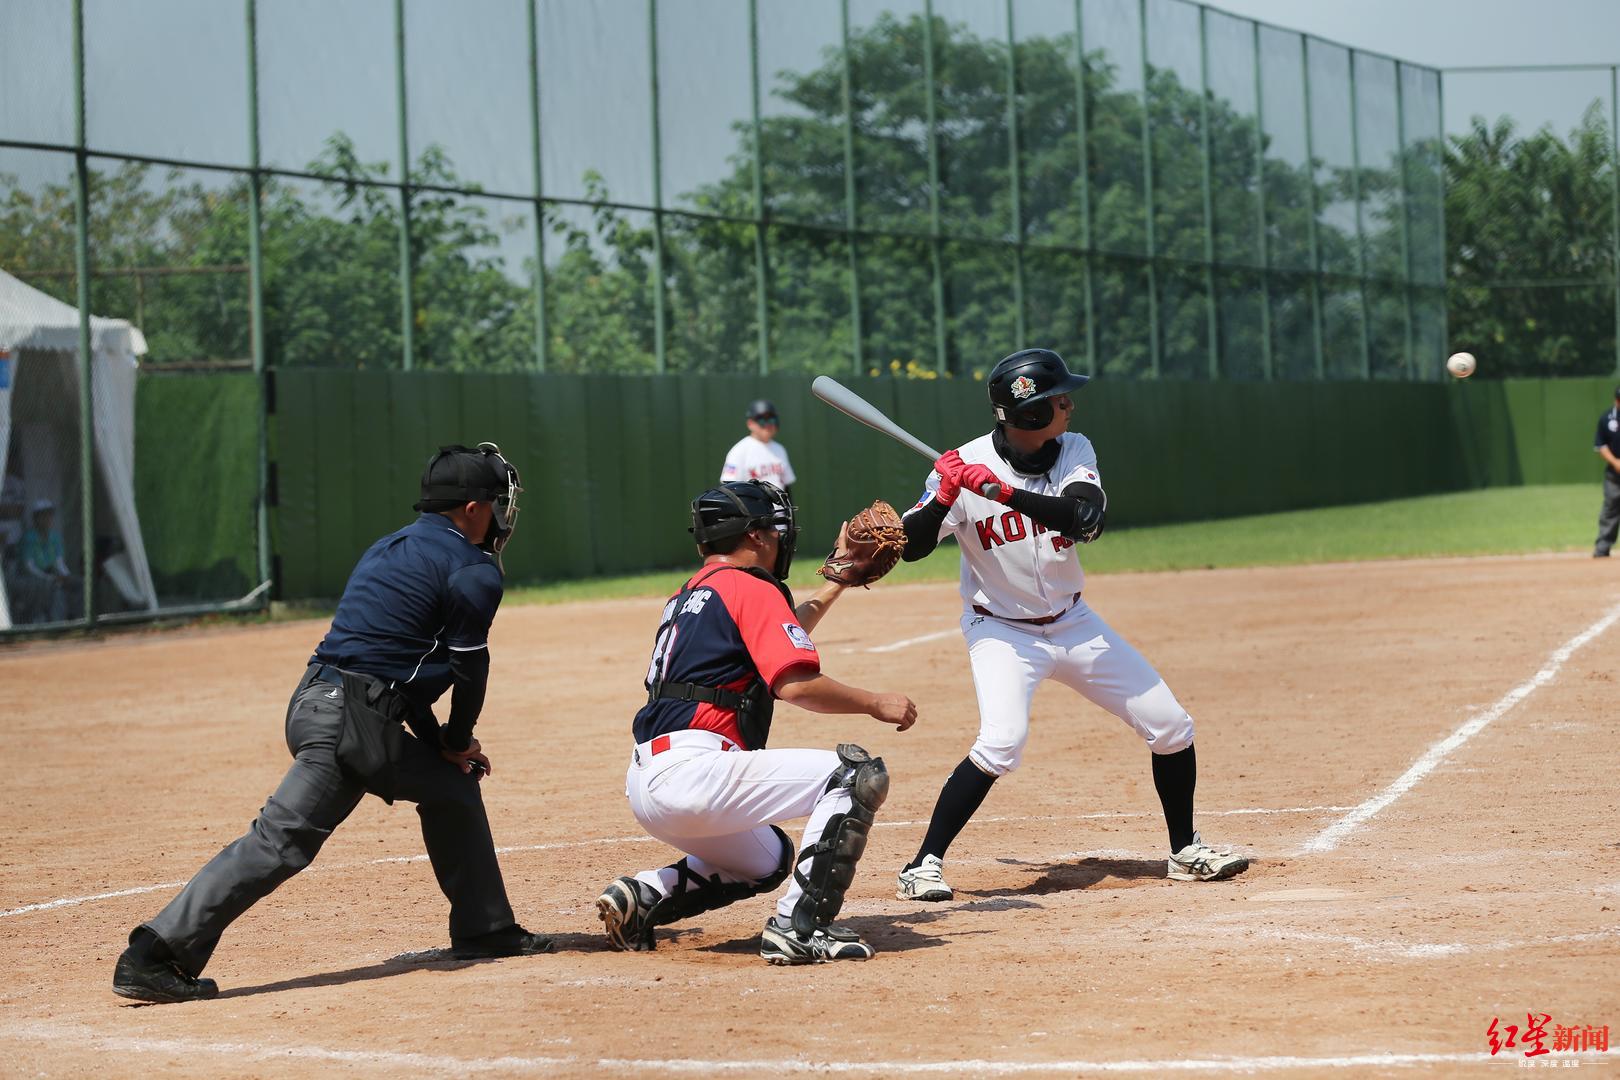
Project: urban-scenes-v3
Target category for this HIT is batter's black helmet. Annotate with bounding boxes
[745,398,779,424]
[690,480,799,580]
[987,349,1089,430]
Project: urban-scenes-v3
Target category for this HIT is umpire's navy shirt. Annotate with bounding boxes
[1597,406,1620,478]
[312,513,503,704]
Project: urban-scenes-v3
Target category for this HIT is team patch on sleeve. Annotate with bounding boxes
[783,623,817,652]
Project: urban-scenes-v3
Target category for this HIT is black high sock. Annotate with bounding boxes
[908,756,997,869]
[1152,744,1197,852]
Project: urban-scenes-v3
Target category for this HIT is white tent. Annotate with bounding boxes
[0,267,157,629]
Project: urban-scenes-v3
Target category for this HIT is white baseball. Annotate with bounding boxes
[1446,351,1476,379]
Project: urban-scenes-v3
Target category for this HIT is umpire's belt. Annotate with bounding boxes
[973,593,1081,626]
[310,663,345,688]
[649,680,746,710]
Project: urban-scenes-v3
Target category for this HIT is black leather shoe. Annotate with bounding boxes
[112,947,219,1003]
[449,924,555,960]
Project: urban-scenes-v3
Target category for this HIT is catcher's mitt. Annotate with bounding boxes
[817,500,906,587]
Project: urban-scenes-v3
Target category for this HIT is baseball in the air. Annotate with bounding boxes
[1446,351,1476,379]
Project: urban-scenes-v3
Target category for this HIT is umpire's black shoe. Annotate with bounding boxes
[112,948,219,1004]
[449,923,555,960]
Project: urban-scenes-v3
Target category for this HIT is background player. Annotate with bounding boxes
[720,399,796,497]
[112,444,551,1003]
[893,350,1249,902]
[1591,383,1620,558]
[595,480,917,964]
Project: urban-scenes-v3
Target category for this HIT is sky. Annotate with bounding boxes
[1210,0,1620,135]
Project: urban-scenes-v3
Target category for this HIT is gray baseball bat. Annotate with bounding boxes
[810,375,1001,500]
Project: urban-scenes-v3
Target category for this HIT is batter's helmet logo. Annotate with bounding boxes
[1010,375,1037,400]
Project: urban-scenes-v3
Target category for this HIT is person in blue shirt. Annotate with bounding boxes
[1593,385,1620,558]
[113,444,551,1003]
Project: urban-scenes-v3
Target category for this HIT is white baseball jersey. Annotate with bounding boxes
[912,431,1101,620]
[720,437,796,487]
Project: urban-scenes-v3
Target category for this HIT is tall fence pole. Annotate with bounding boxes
[749,0,770,373]
[647,0,667,372]
[393,0,414,371]
[1302,36,1325,379]
[1395,62,1415,379]
[840,0,863,376]
[1197,5,1219,379]
[1073,0,1097,375]
[1139,0,1160,377]
[1436,69,1448,376]
[246,0,271,592]
[527,0,548,371]
[71,0,94,626]
[923,0,947,374]
[1348,51,1371,378]
[1006,0,1026,351]
[1612,65,1620,377]
[1252,19,1273,379]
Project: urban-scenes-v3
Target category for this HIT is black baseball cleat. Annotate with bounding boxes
[112,947,219,1004]
[449,923,555,960]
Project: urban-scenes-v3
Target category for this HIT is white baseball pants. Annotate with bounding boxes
[964,599,1194,776]
[623,730,850,921]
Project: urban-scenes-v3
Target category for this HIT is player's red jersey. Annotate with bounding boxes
[632,564,820,749]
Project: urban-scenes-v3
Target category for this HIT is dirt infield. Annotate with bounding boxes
[2,554,1617,1077]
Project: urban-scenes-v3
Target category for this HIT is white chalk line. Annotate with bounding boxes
[0,805,1347,920]
[861,628,957,653]
[1159,925,1620,961]
[4,1020,1610,1075]
[1304,596,1620,854]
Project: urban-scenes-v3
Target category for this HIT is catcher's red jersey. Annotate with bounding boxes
[633,564,820,749]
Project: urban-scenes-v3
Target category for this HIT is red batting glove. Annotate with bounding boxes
[957,462,1012,503]
[931,451,964,507]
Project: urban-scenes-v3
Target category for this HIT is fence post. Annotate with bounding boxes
[1139,0,1160,377]
[648,0,667,372]
[1396,61,1415,379]
[1197,5,1219,379]
[840,0,863,376]
[1437,69,1448,376]
[527,0,547,371]
[1073,0,1097,375]
[71,0,95,626]
[749,0,770,373]
[246,0,272,592]
[1252,19,1273,380]
[1006,0,1026,351]
[1302,36,1325,379]
[393,0,414,371]
[923,0,947,374]
[1348,50,1371,378]
[1612,66,1620,377]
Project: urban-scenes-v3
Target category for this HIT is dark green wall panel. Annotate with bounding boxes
[263,373,1620,599]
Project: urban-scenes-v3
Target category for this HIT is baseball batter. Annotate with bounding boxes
[894,349,1249,902]
[594,480,917,964]
[720,399,796,494]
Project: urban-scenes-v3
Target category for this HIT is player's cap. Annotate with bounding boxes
[29,497,54,515]
[745,399,779,424]
[1613,383,1620,400]
[987,348,1088,430]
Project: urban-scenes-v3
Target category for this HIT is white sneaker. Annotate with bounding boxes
[759,919,874,965]
[1168,832,1251,881]
[896,854,953,901]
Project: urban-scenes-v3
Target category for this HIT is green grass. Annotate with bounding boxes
[498,483,1600,606]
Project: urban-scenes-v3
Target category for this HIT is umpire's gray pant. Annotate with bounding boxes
[142,666,515,975]
[1597,473,1620,557]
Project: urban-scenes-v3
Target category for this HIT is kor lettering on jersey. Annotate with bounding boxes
[975,511,1074,553]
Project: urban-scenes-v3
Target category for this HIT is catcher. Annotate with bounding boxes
[594,480,917,964]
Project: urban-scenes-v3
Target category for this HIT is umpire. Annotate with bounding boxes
[1594,385,1620,558]
[113,443,552,1003]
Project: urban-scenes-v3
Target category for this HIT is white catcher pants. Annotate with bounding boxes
[964,599,1194,777]
[623,730,851,922]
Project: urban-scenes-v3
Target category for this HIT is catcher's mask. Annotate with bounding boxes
[690,480,799,580]
[414,442,523,571]
[987,348,1089,430]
